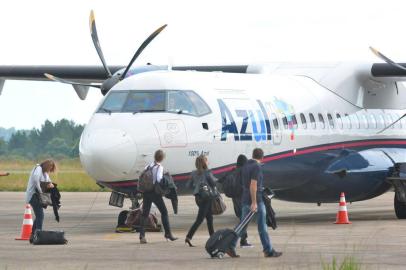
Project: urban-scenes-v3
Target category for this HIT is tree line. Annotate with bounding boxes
[0,119,84,160]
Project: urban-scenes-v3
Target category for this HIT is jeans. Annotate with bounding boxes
[232,197,248,244]
[29,193,44,233]
[139,191,171,238]
[186,195,214,239]
[233,202,272,253]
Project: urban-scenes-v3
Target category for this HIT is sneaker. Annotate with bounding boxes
[264,249,282,258]
[226,249,240,258]
[240,241,254,248]
[140,237,147,244]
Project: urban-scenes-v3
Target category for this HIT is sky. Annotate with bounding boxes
[0,0,405,129]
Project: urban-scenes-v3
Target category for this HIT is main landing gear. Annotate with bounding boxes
[387,163,406,219]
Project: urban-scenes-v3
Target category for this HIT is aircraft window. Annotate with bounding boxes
[318,113,325,129]
[291,115,298,129]
[336,113,343,129]
[271,113,279,130]
[350,114,360,129]
[369,114,377,129]
[393,113,402,129]
[282,116,288,129]
[360,114,368,129]
[376,114,385,129]
[309,113,316,129]
[344,113,351,129]
[184,91,211,116]
[167,91,197,115]
[384,114,395,129]
[399,113,406,128]
[300,113,307,129]
[122,91,166,112]
[327,113,334,129]
[98,91,129,113]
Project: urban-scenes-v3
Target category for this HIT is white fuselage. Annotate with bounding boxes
[79,69,406,201]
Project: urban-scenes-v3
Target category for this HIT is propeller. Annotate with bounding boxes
[44,10,167,97]
[120,24,167,80]
[44,73,101,88]
[369,46,406,72]
[370,46,406,134]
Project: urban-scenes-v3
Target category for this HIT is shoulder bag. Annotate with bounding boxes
[211,191,227,215]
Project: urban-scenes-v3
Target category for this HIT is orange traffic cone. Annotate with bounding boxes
[15,204,33,240]
[334,192,351,224]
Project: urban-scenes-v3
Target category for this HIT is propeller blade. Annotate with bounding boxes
[369,46,406,72]
[44,73,101,88]
[377,113,406,134]
[120,24,167,80]
[89,10,112,77]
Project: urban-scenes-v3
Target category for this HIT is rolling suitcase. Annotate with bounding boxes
[205,210,255,258]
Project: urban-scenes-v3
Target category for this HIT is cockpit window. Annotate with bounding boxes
[167,91,197,115]
[97,90,211,117]
[123,91,165,112]
[184,91,211,115]
[98,91,128,113]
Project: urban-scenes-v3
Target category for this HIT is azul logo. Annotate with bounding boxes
[218,99,272,142]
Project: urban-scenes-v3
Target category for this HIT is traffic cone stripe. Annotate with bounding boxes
[339,206,347,211]
[23,219,33,225]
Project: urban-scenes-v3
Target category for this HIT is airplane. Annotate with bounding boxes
[1,11,406,221]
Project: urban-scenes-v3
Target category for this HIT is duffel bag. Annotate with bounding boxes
[32,230,68,245]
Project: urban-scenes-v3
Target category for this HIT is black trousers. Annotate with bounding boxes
[29,194,44,233]
[139,191,171,238]
[186,195,214,239]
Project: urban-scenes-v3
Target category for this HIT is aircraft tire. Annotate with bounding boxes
[394,194,406,219]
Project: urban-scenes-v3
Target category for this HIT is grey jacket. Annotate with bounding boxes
[187,170,217,195]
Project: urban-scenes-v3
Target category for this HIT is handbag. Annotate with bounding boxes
[198,182,215,200]
[38,181,53,208]
[211,193,227,215]
[38,192,52,208]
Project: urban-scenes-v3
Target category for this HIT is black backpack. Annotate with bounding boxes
[221,168,243,198]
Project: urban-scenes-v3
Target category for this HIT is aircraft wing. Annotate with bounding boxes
[0,64,248,100]
[0,65,124,82]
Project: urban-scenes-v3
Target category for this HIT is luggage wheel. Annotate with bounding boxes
[217,252,224,259]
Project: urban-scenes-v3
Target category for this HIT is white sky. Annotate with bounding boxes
[0,0,405,129]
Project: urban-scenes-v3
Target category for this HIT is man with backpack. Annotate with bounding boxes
[138,150,178,244]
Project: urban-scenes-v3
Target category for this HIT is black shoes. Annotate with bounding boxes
[226,249,240,258]
[164,234,178,241]
[240,240,253,248]
[264,249,282,258]
[185,237,195,247]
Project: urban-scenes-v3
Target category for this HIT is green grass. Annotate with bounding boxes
[0,159,105,192]
[322,256,361,270]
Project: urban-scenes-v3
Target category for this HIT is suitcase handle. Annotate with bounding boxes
[234,210,255,234]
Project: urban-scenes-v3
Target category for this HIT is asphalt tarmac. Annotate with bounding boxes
[1,192,406,269]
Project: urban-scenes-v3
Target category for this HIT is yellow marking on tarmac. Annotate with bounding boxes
[103,233,121,240]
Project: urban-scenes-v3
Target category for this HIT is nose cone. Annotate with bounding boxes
[80,129,137,181]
